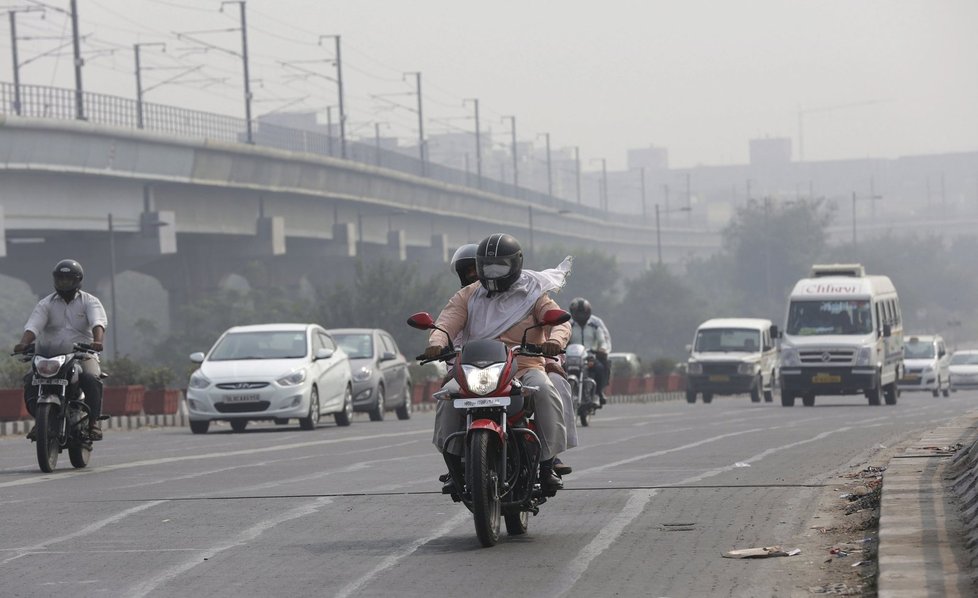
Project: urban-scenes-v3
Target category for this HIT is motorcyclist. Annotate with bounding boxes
[425,233,571,491]
[450,243,479,287]
[15,259,107,441]
[568,297,610,405]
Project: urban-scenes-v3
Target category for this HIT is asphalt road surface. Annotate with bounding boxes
[1,390,975,597]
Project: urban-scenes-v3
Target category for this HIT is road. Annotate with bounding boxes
[0,391,974,597]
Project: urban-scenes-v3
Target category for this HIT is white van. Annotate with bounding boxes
[685,318,780,404]
[778,264,903,407]
[899,335,951,397]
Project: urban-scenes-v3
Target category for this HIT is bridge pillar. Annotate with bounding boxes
[327,223,356,257]
[386,230,406,261]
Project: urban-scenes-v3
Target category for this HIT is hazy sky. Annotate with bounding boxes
[2,0,976,169]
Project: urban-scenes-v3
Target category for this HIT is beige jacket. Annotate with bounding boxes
[429,284,571,374]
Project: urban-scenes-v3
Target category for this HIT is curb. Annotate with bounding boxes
[878,412,978,597]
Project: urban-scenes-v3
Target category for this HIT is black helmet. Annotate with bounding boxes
[569,297,591,327]
[450,243,479,287]
[476,233,523,293]
[53,258,84,296]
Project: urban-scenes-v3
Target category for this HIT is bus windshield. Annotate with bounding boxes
[786,300,873,336]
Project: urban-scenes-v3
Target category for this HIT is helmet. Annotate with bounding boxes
[52,258,84,296]
[450,243,479,287]
[476,233,523,293]
[569,297,591,327]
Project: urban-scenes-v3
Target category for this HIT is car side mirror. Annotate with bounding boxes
[190,352,205,363]
[314,348,334,360]
[770,325,780,339]
[379,351,396,361]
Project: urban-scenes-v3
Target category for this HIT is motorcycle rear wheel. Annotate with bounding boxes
[469,429,501,547]
[35,404,61,473]
[68,438,91,469]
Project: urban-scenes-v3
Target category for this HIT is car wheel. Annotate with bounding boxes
[189,420,210,434]
[299,386,321,430]
[685,390,696,403]
[334,386,353,427]
[395,383,412,420]
[230,420,248,433]
[701,392,713,404]
[802,394,816,407]
[749,376,762,403]
[369,385,385,421]
[780,390,795,407]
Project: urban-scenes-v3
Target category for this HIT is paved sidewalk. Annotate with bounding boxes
[878,410,978,597]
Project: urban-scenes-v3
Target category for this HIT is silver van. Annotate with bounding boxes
[685,318,780,404]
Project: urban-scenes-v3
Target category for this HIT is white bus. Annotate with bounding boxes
[778,264,903,407]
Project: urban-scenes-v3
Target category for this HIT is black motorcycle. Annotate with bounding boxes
[15,343,101,472]
[564,343,599,426]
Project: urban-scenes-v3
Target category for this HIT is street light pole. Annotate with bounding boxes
[107,214,118,360]
[406,71,425,174]
[69,0,84,120]
[134,42,166,129]
[8,7,44,116]
[221,1,253,143]
[503,116,518,188]
[464,98,482,184]
[538,133,553,197]
[319,35,347,158]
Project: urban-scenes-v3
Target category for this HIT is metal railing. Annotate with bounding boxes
[0,81,607,219]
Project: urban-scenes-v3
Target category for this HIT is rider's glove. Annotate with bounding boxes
[541,340,563,357]
[423,345,445,359]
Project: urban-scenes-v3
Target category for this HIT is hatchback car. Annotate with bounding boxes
[949,350,978,392]
[186,323,353,434]
[327,328,412,421]
[899,335,951,397]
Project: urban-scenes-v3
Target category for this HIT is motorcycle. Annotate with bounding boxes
[408,308,571,547]
[564,343,599,427]
[14,343,102,473]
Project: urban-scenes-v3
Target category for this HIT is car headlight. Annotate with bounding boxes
[353,366,373,382]
[34,355,66,378]
[854,347,873,366]
[462,364,504,396]
[276,369,307,386]
[687,362,703,375]
[738,362,756,375]
[188,371,211,389]
[779,348,800,367]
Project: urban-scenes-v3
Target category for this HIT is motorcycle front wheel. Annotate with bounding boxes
[579,403,591,427]
[468,429,501,547]
[68,414,92,469]
[35,404,61,473]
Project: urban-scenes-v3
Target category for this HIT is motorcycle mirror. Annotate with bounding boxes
[407,312,435,330]
[542,309,571,326]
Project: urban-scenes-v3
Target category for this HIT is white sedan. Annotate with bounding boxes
[186,323,353,434]
[949,350,978,392]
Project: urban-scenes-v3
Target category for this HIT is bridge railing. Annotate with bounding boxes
[1,81,608,219]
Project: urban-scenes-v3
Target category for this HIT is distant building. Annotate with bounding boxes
[749,137,792,166]
[628,145,669,170]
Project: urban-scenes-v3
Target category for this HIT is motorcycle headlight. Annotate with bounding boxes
[34,355,66,378]
[779,348,800,367]
[188,371,211,389]
[277,369,307,387]
[738,362,756,375]
[462,364,505,396]
[855,347,873,366]
[687,361,703,375]
[353,367,373,382]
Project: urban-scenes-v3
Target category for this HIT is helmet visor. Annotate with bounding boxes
[477,255,519,280]
[54,274,78,292]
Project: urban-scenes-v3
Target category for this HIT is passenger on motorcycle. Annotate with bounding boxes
[425,233,571,491]
[14,259,107,441]
[450,243,480,287]
[568,297,610,405]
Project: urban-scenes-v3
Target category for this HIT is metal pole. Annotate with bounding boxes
[411,72,426,174]
[9,12,21,115]
[574,146,581,204]
[238,2,253,143]
[69,0,84,120]
[545,133,552,197]
[640,166,647,222]
[108,214,118,360]
[357,209,363,257]
[134,44,144,128]
[334,36,346,159]
[374,123,382,166]
[507,116,518,189]
[326,106,334,156]
[655,203,662,265]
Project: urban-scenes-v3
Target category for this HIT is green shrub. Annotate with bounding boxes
[650,357,677,376]
[0,356,27,388]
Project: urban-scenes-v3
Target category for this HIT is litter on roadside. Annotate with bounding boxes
[722,545,800,559]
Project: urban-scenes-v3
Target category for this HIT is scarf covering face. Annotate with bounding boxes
[459,256,573,345]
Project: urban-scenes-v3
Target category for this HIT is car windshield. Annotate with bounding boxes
[950,353,978,365]
[903,340,935,359]
[332,333,374,359]
[694,328,760,353]
[786,300,873,336]
[209,331,308,360]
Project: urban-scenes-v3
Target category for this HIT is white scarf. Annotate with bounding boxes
[459,256,573,345]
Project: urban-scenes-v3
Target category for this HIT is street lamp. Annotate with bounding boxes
[655,204,691,266]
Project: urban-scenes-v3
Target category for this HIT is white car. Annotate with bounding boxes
[949,350,978,392]
[899,335,951,397]
[186,323,353,434]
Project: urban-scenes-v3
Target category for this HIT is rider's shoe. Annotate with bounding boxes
[553,457,572,476]
[599,393,607,406]
[88,422,103,441]
[26,424,36,441]
[539,459,564,491]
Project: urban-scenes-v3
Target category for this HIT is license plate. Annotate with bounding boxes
[223,394,260,402]
[812,373,841,383]
[454,397,511,409]
[708,375,729,382]
[901,374,920,382]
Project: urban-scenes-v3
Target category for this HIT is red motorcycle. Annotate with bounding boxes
[408,308,571,547]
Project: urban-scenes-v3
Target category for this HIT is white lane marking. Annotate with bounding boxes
[1,501,166,564]
[553,489,658,598]
[126,496,333,598]
[333,510,470,598]
[0,429,430,489]
[581,428,766,474]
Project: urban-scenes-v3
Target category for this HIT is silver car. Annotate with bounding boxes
[186,323,353,433]
[327,328,412,421]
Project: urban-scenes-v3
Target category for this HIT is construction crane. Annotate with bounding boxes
[797,99,889,162]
